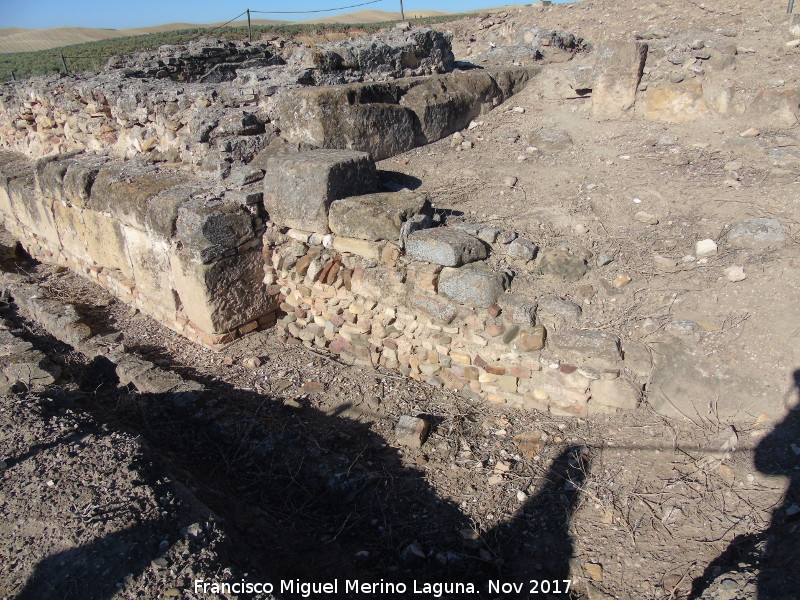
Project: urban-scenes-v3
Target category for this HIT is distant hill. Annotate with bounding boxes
[0,9,450,54]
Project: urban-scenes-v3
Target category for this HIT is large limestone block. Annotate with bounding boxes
[328,191,430,241]
[5,169,61,247]
[643,82,710,123]
[438,264,508,308]
[549,329,622,369]
[89,164,181,231]
[81,210,133,277]
[400,70,498,143]
[592,42,648,118]
[176,198,255,263]
[263,149,376,234]
[405,228,487,267]
[744,89,800,129]
[170,249,274,334]
[62,156,108,208]
[277,83,418,161]
[123,226,177,311]
[51,202,86,259]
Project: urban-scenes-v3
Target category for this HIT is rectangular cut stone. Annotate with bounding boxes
[329,191,430,241]
[332,236,381,260]
[263,149,376,233]
[550,329,622,368]
[438,265,507,308]
[592,42,648,119]
[405,228,488,267]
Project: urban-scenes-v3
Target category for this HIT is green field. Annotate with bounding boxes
[0,15,465,83]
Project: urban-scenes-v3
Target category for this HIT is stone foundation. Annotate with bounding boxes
[0,151,279,349]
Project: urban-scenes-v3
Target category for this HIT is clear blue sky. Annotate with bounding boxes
[0,0,569,30]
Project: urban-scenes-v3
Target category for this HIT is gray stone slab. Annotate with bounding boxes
[329,191,430,241]
[263,149,377,234]
[726,217,786,248]
[405,227,488,267]
[438,265,508,308]
[550,329,622,368]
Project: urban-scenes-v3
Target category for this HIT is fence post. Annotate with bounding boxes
[247,8,252,41]
[400,0,405,20]
[11,70,15,81]
[61,54,69,75]
[789,0,795,13]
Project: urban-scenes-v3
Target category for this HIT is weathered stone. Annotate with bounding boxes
[176,198,254,263]
[536,296,582,330]
[438,265,508,308]
[497,294,537,325]
[695,239,718,257]
[263,149,376,233]
[642,82,710,123]
[400,70,499,143]
[351,265,405,304]
[590,378,640,410]
[408,293,458,324]
[332,237,381,260]
[329,191,430,241]
[277,83,417,162]
[170,249,275,335]
[527,128,573,152]
[592,42,648,118]
[744,89,800,129]
[405,228,488,267]
[395,415,431,447]
[538,248,588,281]
[550,330,622,367]
[726,218,786,248]
[506,238,538,261]
[518,325,546,352]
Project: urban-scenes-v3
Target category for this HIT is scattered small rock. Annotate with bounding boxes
[634,211,659,225]
[596,252,615,267]
[695,239,718,257]
[613,273,632,288]
[585,562,604,582]
[395,415,430,448]
[242,356,262,369]
[724,265,746,282]
[739,127,761,137]
[299,381,325,394]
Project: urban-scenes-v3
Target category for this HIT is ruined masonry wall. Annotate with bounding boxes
[264,229,641,418]
[0,151,279,348]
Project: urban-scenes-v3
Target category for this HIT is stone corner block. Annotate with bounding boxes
[263,149,377,234]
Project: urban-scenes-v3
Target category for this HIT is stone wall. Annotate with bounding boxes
[0,30,531,168]
[261,150,645,417]
[0,151,279,349]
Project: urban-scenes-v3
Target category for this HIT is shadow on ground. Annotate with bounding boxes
[689,370,800,600]
[9,307,587,599]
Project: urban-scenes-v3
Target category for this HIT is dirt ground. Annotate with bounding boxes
[2,0,800,598]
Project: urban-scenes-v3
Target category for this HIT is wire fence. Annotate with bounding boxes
[47,0,411,75]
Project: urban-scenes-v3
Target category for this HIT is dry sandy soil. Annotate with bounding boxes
[1,0,800,599]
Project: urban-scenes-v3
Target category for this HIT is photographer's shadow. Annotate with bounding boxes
[690,370,800,599]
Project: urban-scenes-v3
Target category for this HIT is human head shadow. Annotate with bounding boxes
[15,335,590,599]
[689,370,800,600]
